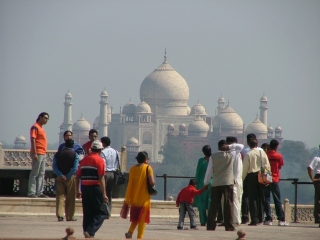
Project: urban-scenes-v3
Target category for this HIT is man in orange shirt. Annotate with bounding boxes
[28,112,49,198]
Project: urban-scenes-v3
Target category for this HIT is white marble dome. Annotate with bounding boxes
[14,134,26,143]
[188,119,209,137]
[275,125,282,131]
[260,94,268,101]
[139,56,189,115]
[190,102,206,115]
[213,105,243,133]
[136,101,152,113]
[65,92,72,98]
[122,101,136,114]
[245,117,268,138]
[127,137,139,145]
[100,89,108,96]
[72,115,91,131]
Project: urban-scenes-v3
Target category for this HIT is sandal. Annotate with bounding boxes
[125,232,132,239]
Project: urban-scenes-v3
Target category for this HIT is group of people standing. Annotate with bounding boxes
[176,133,289,232]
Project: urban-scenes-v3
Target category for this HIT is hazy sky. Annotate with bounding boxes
[0,0,319,148]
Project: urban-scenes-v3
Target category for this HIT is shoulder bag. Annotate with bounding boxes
[115,151,126,185]
[146,165,158,196]
[258,150,272,185]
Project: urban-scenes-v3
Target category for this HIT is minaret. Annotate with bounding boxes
[217,95,225,114]
[99,89,109,137]
[259,93,268,126]
[63,91,73,132]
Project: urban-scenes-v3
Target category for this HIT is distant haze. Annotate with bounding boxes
[0,1,319,149]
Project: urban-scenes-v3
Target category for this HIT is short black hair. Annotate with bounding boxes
[89,129,98,136]
[269,139,279,149]
[135,151,148,163]
[36,112,49,122]
[226,136,237,144]
[65,139,74,148]
[189,179,197,186]
[63,130,72,137]
[101,137,111,147]
[218,140,227,148]
[91,148,101,153]
[246,133,256,141]
[202,145,212,157]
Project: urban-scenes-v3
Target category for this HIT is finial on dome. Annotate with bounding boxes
[256,113,258,118]
[163,48,167,63]
[227,100,230,106]
[130,97,131,102]
[197,98,199,104]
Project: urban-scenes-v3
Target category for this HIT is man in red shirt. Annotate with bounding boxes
[28,112,49,198]
[264,139,289,226]
[82,129,98,156]
[176,179,208,230]
[76,140,108,238]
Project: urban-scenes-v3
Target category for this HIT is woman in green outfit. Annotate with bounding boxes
[194,145,212,226]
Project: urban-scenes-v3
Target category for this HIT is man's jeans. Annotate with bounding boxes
[28,154,46,196]
[264,182,284,221]
[178,202,196,228]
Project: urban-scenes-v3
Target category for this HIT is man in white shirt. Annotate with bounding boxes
[307,151,320,225]
[100,137,120,214]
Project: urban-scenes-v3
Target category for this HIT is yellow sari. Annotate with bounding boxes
[125,163,153,223]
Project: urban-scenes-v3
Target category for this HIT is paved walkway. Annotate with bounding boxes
[0,215,319,240]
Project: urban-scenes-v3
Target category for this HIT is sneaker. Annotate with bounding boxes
[190,226,199,230]
[125,232,132,238]
[38,194,49,198]
[66,217,77,221]
[177,226,183,230]
[278,221,289,226]
[57,216,64,222]
[28,194,38,198]
[84,232,93,238]
[263,220,273,226]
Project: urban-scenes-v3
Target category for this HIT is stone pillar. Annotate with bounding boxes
[284,198,291,223]
[121,145,127,172]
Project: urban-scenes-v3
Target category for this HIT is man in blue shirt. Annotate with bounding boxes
[58,130,84,156]
[53,139,80,222]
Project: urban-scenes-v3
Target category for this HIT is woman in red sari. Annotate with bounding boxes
[124,151,155,239]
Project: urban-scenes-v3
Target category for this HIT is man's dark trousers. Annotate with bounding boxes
[82,185,107,237]
[207,185,234,231]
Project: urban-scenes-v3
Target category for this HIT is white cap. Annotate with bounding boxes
[91,140,103,150]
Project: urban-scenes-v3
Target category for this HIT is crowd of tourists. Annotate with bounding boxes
[27,112,320,239]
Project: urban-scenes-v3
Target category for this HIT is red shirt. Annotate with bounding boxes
[266,149,284,183]
[76,152,105,186]
[176,185,205,204]
[83,141,92,156]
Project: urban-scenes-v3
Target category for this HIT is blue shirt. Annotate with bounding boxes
[52,147,80,179]
[58,142,84,155]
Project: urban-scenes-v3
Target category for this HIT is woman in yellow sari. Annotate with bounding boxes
[124,151,155,239]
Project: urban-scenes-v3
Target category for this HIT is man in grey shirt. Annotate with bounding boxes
[204,140,244,231]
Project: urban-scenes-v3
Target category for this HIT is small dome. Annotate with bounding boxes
[260,94,268,101]
[100,89,108,96]
[72,115,91,131]
[268,125,274,131]
[15,134,26,143]
[136,101,152,113]
[179,123,187,130]
[218,96,225,102]
[275,125,282,131]
[188,119,209,137]
[190,102,206,115]
[213,105,243,133]
[167,123,174,130]
[93,115,100,126]
[187,106,191,115]
[65,92,72,98]
[127,137,139,145]
[245,117,268,135]
[122,101,136,114]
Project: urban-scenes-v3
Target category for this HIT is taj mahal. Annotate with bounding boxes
[49,53,283,167]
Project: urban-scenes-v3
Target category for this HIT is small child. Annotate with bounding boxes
[62,227,76,240]
[235,229,246,240]
[176,179,208,230]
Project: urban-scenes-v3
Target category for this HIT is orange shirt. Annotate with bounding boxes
[30,122,47,154]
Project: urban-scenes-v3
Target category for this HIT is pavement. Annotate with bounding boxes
[0,215,319,240]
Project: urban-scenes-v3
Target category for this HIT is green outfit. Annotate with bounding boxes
[194,157,212,225]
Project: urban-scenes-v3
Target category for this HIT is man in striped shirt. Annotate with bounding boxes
[76,140,108,238]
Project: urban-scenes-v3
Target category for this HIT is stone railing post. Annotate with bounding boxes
[121,145,127,172]
[284,198,291,222]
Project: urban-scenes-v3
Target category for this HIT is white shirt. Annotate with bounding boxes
[100,146,120,172]
[309,156,320,174]
[204,143,244,185]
